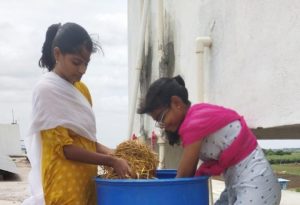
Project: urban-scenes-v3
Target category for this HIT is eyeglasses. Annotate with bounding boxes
[155,108,169,128]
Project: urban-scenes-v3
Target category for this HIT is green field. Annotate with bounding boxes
[266,151,300,164]
[271,164,300,176]
[265,151,300,191]
[267,152,300,161]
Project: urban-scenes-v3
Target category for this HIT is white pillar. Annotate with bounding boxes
[157,130,166,169]
[128,0,150,137]
[195,36,213,205]
[195,37,212,102]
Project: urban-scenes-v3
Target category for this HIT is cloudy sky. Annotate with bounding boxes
[0,0,129,148]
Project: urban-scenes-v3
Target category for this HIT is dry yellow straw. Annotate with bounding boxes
[99,140,159,179]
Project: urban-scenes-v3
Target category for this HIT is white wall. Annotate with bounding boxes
[0,124,22,155]
[128,0,300,138]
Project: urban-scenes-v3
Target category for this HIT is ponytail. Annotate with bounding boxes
[173,75,185,87]
[39,23,61,71]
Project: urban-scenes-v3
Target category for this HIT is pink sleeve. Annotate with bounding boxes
[178,103,241,146]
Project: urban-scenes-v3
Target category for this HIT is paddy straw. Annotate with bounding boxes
[100,140,159,179]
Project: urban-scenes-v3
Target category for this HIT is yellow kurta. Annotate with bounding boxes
[41,82,97,205]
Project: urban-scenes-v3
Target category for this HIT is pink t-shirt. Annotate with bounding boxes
[178,103,257,176]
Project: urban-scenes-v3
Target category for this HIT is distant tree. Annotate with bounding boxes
[275,150,291,155]
[264,149,292,156]
[264,149,275,156]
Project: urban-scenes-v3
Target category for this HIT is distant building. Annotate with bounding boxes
[0,123,22,156]
[0,123,22,174]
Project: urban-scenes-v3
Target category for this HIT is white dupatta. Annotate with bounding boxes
[22,72,97,205]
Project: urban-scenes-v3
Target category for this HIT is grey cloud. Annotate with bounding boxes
[0,0,129,147]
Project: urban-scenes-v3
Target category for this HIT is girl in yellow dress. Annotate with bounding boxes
[23,22,132,205]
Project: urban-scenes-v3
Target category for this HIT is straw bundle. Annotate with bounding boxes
[100,140,159,179]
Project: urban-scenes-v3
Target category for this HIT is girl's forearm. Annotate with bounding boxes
[63,144,115,166]
[176,140,202,178]
[96,142,114,155]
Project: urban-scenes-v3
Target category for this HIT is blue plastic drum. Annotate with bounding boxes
[95,169,209,205]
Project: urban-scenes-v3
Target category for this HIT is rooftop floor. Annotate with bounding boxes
[0,157,299,204]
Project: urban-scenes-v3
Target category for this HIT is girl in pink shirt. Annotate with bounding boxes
[138,75,281,205]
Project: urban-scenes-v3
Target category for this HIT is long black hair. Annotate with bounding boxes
[39,22,101,71]
[138,75,191,145]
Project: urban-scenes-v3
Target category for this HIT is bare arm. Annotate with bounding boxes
[63,144,130,178]
[176,140,202,178]
[96,142,114,155]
